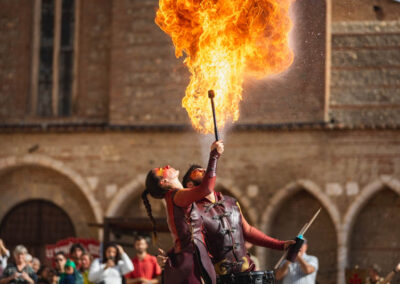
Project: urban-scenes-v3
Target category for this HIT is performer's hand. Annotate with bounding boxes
[283,240,296,250]
[157,248,168,268]
[211,140,224,155]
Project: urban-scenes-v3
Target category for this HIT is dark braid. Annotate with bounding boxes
[142,169,170,245]
[142,189,158,245]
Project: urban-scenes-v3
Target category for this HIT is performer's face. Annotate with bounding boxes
[154,165,179,182]
[189,168,205,184]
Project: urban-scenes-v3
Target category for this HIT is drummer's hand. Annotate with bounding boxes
[211,140,224,155]
[283,240,296,250]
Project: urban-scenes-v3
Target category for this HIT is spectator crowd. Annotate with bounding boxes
[0,237,161,284]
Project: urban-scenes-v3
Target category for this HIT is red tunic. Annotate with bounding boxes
[162,149,220,284]
[125,254,161,280]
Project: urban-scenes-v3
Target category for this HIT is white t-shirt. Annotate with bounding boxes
[88,252,134,284]
[281,253,319,284]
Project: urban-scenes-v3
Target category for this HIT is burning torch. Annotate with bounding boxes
[274,208,321,269]
[208,90,220,141]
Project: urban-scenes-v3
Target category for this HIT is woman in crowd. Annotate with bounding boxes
[0,245,37,284]
[88,243,133,284]
[79,253,93,284]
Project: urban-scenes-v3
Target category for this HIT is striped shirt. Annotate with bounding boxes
[281,253,319,284]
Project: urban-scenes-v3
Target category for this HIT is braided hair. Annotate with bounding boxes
[142,170,170,245]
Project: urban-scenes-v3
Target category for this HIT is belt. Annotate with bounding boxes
[217,271,275,284]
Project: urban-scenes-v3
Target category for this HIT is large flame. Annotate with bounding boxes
[156,0,294,133]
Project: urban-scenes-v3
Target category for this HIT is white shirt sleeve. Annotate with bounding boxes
[0,250,9,270]
[118,252,134,275]
[307,255,319,271]
[88,258,105,283]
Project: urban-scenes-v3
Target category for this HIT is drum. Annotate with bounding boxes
[217,271,275,284]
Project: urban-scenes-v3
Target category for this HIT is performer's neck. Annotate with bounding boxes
[170,178,183,189]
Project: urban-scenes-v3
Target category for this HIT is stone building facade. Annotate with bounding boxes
[0,0,399,283]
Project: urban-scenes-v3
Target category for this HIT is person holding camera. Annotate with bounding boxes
[88,243,133,284]
[0,245,37,284]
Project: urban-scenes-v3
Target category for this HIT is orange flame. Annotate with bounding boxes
[156,0,294,133]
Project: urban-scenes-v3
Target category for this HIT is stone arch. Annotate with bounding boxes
[257,179,340,282]
[0,154,102,225]
[106,173,147,217]
[340,176,400,280]
[260,179,340,236]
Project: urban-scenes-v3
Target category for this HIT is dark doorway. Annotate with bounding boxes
[267,190,337,284]
[349,188,400,282]
[0,199,75,262]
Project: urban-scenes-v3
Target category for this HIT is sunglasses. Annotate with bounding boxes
[189,168,205,181]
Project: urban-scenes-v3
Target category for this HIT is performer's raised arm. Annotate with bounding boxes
[239,203,295,250]
[174,140,223,207]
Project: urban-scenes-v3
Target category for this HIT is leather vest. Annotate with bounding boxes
[190,193,254,275]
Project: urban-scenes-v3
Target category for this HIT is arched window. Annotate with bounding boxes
[267,190,337,284]
[349,188,400,275]
[0,199,75,261]
[31,0,77,117]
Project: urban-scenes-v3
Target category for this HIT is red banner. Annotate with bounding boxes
[45,237,100,261]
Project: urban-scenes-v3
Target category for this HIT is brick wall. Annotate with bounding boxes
[74,0,112,121]
[108,0,190,125]
[330,21,400,126]
[332,0,400,22]
[108,0,327,126]
[0,0,33,122]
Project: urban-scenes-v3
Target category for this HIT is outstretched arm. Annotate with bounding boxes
[241,213,286,250]
[239,203,295,250]
[174,141,223,207]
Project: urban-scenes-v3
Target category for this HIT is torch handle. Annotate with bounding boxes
[208,90,220,141]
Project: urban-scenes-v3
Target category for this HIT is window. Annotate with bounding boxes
[32,0,77,117]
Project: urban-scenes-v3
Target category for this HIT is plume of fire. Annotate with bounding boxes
[156,0,294,134]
